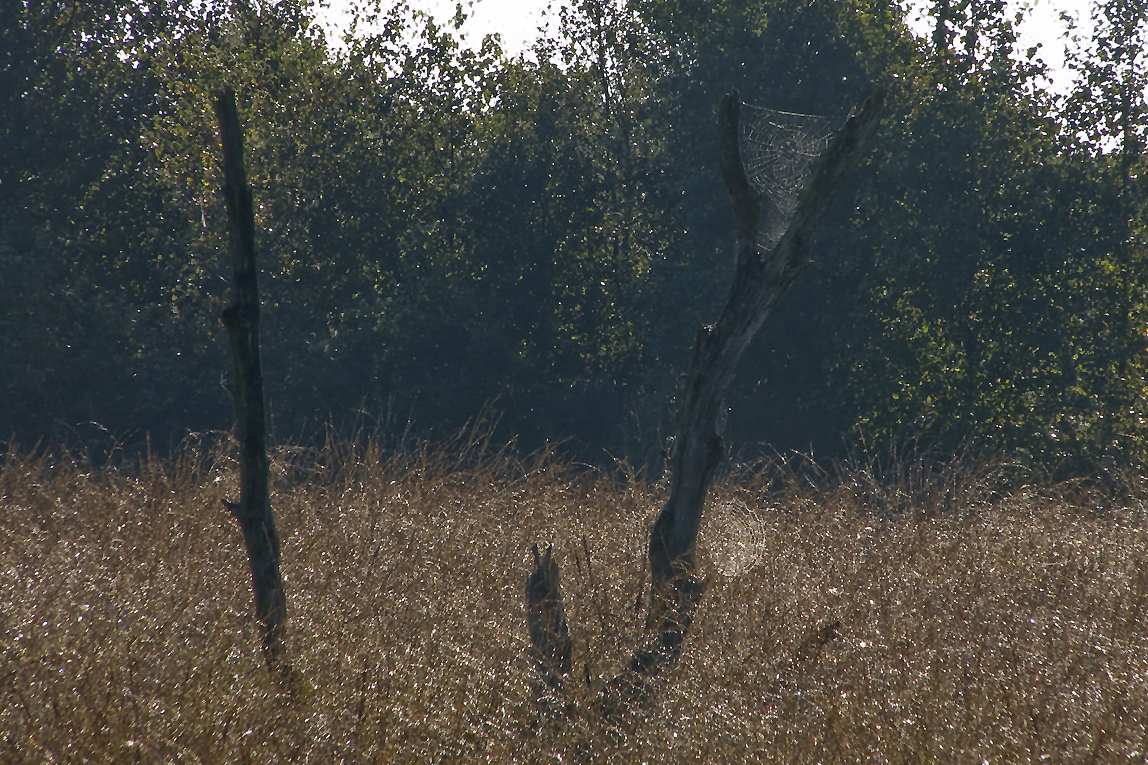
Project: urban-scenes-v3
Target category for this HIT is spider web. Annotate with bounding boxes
[740,105,838,252]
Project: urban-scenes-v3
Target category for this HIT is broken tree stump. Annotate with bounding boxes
[213,87,289,677]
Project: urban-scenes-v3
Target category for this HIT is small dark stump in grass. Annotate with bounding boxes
[526,544,573,725]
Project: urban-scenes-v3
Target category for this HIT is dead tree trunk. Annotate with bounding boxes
[526,87,884,716]
[642,88,885,673]
[213,88,289,676]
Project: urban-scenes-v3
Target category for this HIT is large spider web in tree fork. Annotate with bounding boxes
[740,105,838,252]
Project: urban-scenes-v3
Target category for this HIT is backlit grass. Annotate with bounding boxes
[2,432,1146,762]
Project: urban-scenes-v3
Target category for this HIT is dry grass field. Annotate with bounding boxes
[2,430,1147,763]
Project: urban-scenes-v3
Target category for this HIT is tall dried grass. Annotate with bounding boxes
[1,432,1146,763]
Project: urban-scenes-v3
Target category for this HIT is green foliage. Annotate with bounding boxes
[2,0,1146,476]
[813,0,1148,477]
[0,0,231,448]
[658,0,1148,478]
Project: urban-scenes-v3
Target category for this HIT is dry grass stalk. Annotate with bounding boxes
[1,437,1146,763]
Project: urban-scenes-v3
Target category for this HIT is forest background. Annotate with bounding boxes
[3,0,1146,480]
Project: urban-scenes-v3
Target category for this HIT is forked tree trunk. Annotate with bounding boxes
[213,88,289,676]
[526,87,885,715]
[643,88,885,664]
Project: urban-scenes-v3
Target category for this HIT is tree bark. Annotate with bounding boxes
[213,88,289,676]
[525,87,884,718]
[647,88,885,627]
[525,544,573,723]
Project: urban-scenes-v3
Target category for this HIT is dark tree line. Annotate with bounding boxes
[2,0,1146,479]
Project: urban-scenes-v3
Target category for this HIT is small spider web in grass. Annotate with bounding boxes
[704,499,775,577]
[739,104,838,253]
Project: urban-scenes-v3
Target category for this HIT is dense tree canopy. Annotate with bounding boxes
[2,0,1145,478]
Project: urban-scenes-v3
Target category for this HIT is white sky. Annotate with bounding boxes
[314,0,1095,93]
[902,0,1095,92]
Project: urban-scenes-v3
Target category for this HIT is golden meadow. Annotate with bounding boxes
[2,430,1146,763]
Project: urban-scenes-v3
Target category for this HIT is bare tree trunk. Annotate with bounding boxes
[213,88,289,676]
[643,88,885,667]
[526,87,884,717]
